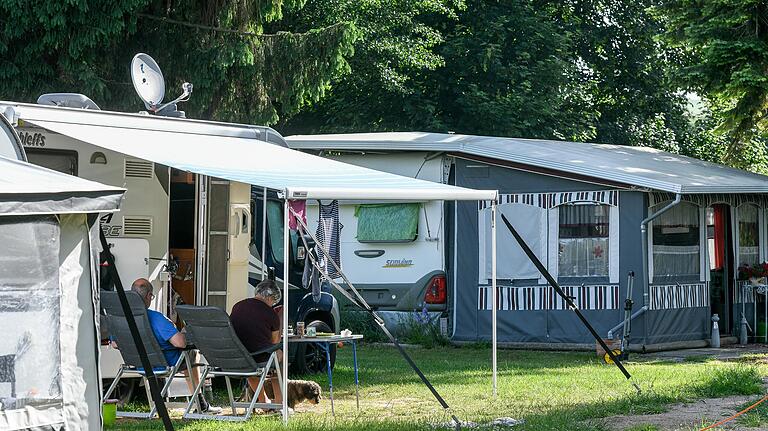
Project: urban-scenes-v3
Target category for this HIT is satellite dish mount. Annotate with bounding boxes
[131,53,193,118]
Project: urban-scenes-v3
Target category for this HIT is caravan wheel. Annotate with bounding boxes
[292,321,336,374]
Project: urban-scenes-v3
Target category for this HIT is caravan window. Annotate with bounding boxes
[558,204,609,277]
[738,204,759,267]
[652,202,700,282]
[356,203,419,243]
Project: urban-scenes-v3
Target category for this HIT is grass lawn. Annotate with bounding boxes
[114,345,767,431]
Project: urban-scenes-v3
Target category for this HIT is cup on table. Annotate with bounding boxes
[306,326,317,337]
[296,321,305,337]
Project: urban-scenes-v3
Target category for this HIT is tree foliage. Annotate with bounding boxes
[284,0,691,153]
[0,0,355,124]
[662,0,768,160]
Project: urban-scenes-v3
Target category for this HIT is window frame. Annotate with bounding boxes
[556,203,613,281]
[648,201,703,284]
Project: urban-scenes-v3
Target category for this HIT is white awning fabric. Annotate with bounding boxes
[27,119,496,202]
[0,156,124,215]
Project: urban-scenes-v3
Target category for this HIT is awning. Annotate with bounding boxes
[25,119,496,202]
[0,156,124,215]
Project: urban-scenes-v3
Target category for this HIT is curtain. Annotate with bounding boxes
[738,204,759,267]
[652,202,700,281]
[355,203,420,243]
[558,204,609,277]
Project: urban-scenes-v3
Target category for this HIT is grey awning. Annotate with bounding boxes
[286,132,768,195]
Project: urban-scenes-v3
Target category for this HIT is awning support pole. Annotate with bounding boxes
[282,197,290,424]
[262,187,267,280]
[491,200,497,397]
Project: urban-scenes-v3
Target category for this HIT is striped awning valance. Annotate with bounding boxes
[479,190,619,210]
[649,192,768,208]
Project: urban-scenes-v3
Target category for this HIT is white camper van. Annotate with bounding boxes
[1,97,340,403]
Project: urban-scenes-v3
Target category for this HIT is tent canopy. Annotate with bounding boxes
[9,104,495,201]
[0,155,124,215]
[286,132,768,195]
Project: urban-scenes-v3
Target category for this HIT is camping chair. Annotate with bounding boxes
[176,305,282,421]
[101,291,197,418]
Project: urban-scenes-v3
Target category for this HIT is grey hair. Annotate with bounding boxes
[131,278,153,298]
[254,280,281,303]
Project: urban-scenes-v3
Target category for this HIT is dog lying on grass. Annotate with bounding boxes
[263,379,322,408]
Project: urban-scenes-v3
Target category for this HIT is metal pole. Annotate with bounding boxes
[262,187,268,280]
[491,200,497,397]
[282,197,290,424]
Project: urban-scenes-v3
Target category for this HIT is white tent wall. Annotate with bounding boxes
[0,213,102,431]
[59,214,102,430]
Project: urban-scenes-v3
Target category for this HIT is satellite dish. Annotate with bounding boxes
[131,53,166,109]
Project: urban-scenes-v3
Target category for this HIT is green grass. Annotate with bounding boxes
[112,345,767,431]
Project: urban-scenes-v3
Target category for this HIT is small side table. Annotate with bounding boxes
[288,334,363,415]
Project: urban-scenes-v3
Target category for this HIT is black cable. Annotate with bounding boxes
[99,229,175,430]
[500,213,640,392]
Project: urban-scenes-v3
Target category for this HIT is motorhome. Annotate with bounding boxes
[0,98,340,403]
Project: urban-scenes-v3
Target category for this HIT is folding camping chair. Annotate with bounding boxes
[176,305,282,421]
[101,291,198,418]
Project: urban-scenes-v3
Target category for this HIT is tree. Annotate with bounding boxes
[0,0,355,124]
[281,0,462,133]
[284,0,691,151]
[662,0,768,160]
[559,0,690,148]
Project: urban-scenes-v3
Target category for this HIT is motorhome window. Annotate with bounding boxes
[558,204,609,277]
[25,148,78,176]
[266,201,298,264]
[652,202,700,282]
[355,203,419,243]
[738,204,759,267]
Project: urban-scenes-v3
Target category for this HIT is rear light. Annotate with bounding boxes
[424,275,447,304]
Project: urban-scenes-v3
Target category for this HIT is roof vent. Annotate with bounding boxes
[37,93,100,110]
[124,159,154,179]
[123,216,153,237]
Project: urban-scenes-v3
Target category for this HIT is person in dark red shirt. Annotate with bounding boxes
[230,280,283,405]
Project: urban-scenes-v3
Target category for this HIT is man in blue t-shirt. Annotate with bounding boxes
[130,278,220,413]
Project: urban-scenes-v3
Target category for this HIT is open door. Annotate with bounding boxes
[707,205,733,334]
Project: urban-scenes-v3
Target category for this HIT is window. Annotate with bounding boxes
[652,202,700,281]
[558,204,609,277]
[356,203,419,243]
[478,203,546,282]
[25,149,78,176]
[0,217,62,411]
[738,204,759,267]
